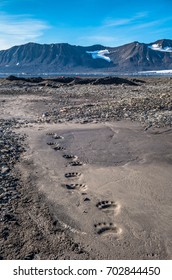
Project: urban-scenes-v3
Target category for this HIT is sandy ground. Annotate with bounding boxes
[0,77,172,259]
[15,121,171,259]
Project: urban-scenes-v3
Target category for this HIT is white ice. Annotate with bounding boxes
[139,69,172,74]
[86,49,111,62]
[148,44,172,53]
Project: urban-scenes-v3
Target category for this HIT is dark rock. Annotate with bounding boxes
[1,227,9,240]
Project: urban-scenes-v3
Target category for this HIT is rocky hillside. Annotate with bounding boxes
[0,39,172,73]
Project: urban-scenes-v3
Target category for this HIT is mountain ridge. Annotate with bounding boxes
[0,39,172,73]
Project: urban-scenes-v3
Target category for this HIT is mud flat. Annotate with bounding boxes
[0,76,171,259]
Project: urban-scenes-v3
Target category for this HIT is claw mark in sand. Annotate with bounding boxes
[46,133,64,139]
[94,222,122,236]
[65,172,81,178]
[64,183,87,190]
[47,142,55,145]
[53,134,64,140]
[63,154,78,160]
[96,201,121,214]
[53,146,64,151]
[69,161,83,166]
[46,132,54,135]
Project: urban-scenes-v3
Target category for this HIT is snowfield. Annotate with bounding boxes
[86,49,111,62]
[148,44,172,52]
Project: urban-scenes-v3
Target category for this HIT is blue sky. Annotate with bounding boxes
[0,0,172,50]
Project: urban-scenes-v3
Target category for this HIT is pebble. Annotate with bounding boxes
[36,91,171,128]
[0,119,25,222]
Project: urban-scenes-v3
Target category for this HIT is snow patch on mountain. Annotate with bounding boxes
[86,49,111,62]
[148,44,172,52]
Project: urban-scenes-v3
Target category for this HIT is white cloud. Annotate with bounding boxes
[131,20,162,30]
[103,12,148,27]
[131,17,172,30]
[0,13,50,50]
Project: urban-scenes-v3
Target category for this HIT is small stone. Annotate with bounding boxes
[1,166,10,175]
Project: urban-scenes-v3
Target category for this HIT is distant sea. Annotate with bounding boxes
[0,70,172,78]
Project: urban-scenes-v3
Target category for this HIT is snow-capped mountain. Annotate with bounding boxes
[149,44,172,52]
[148,39,172,53]
[0,39,172,73]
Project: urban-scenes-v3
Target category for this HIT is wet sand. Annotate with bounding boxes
[16,121,172,259]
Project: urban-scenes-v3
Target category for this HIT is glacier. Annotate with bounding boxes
[86,49,111,62]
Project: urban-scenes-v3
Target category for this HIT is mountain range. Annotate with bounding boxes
[0,39,172,73]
